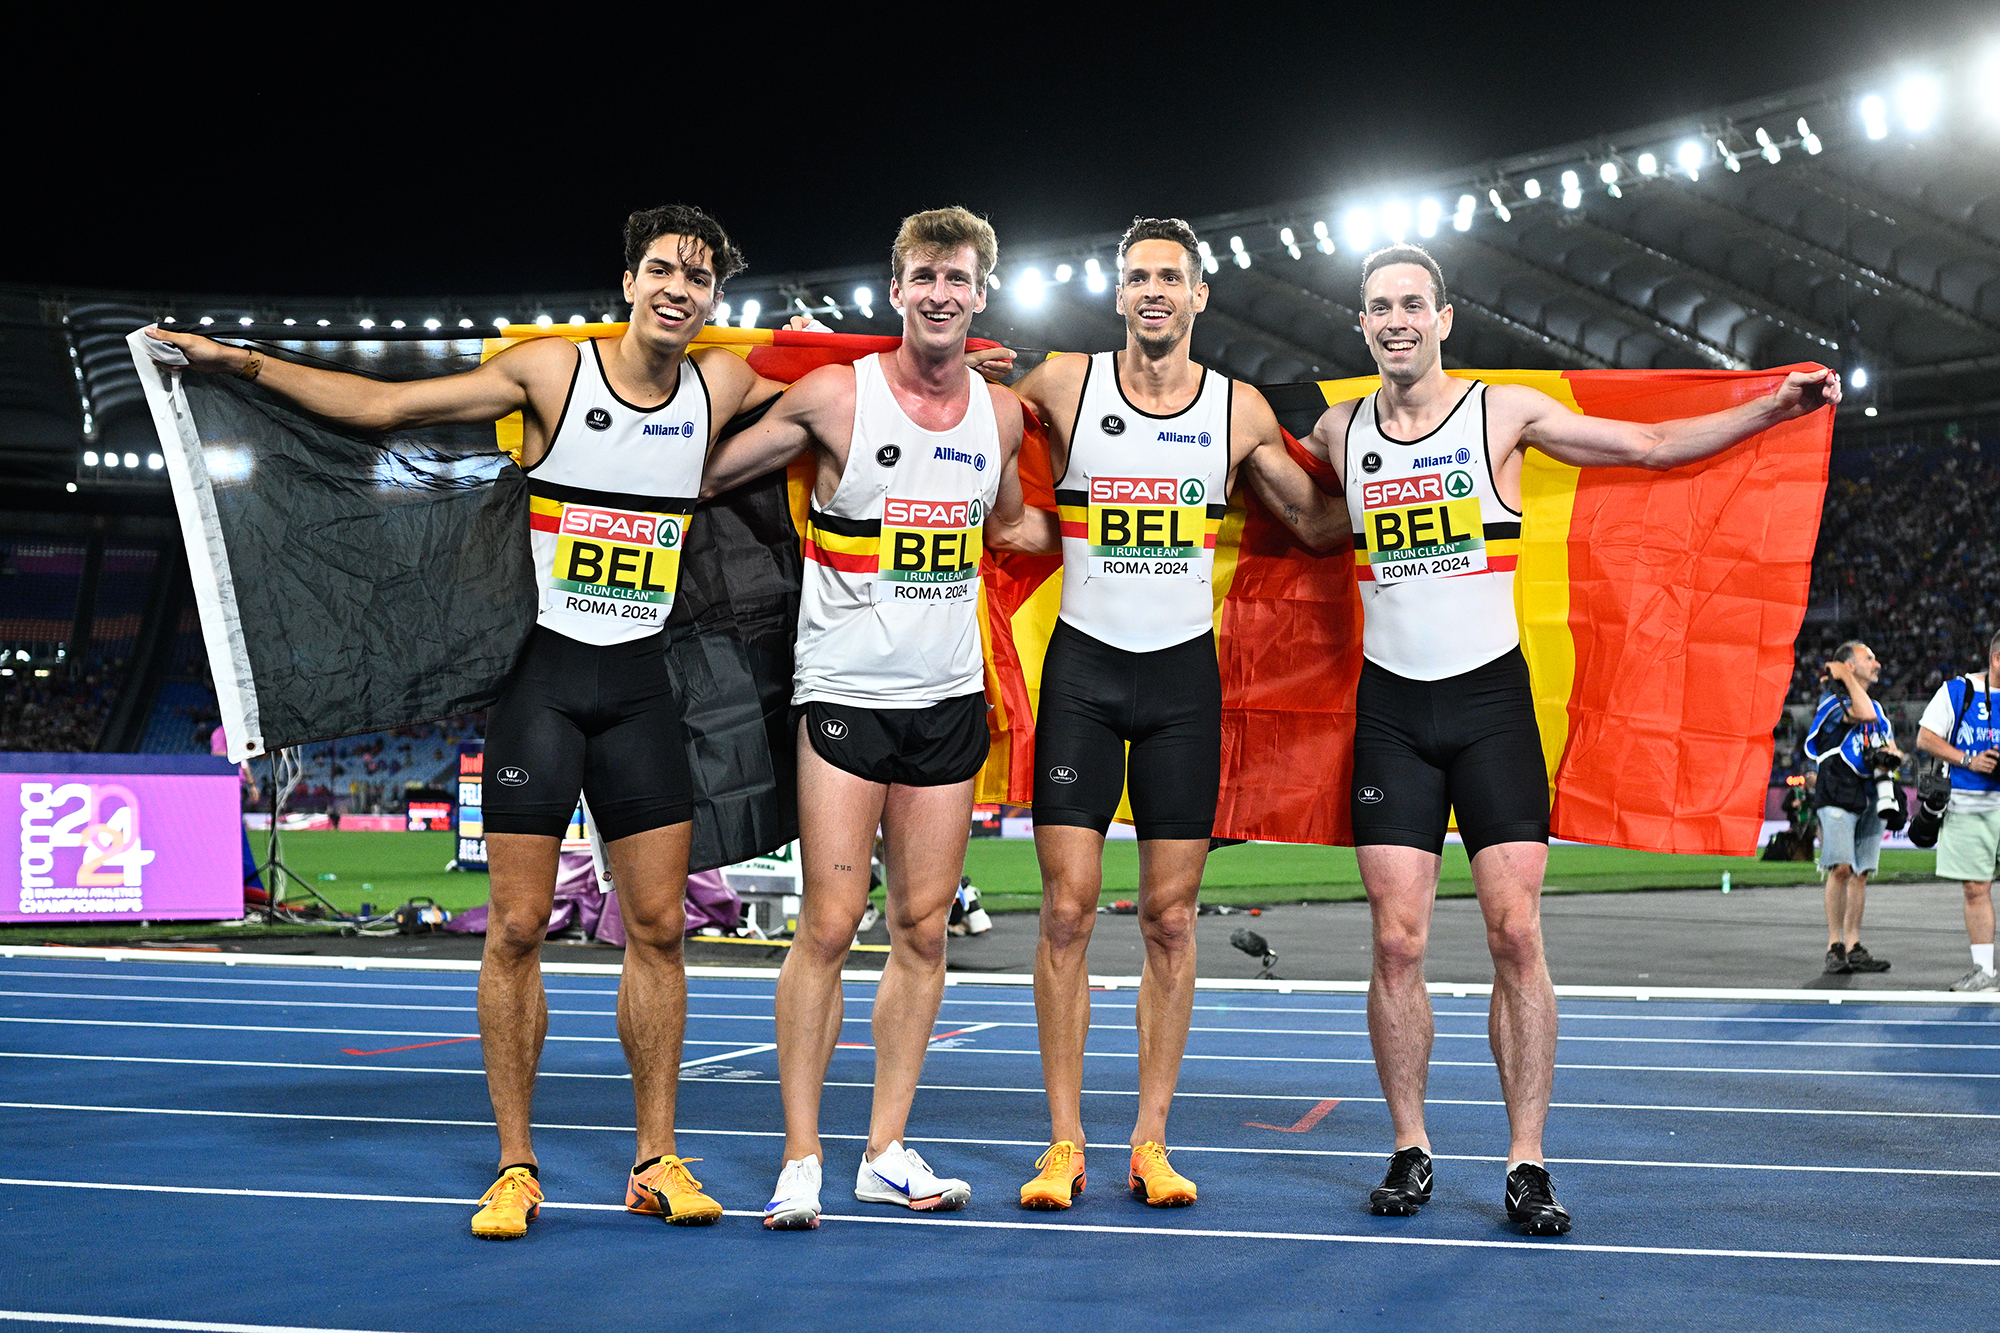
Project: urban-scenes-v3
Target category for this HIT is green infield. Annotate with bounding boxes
[0,829,1941,944]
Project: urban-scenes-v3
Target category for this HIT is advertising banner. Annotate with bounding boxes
[3,754,243,922]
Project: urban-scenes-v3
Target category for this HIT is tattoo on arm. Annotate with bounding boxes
[1283,503,1301,523]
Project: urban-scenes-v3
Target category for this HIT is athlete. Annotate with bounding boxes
[699,207,1038,1231]
[1298,243,1840,1236]
[144,205,832,1239]
[1005,217,1344,1211]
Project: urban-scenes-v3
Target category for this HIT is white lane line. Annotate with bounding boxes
[0,1052,626,1080]
[678,1044,776,1069]
[0,1312,411,1333]
[0,1017,741,1048]
[8,1101,1997,1178]
[1,1177,1994,1267]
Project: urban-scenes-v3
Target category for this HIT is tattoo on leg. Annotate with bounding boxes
[832,864,852,871]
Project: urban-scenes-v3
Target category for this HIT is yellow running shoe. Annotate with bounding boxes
[471,1165,542,1240]
[628,1154,724,1226]
[1020,1141,1087,1210]
[1128,1142,1196,1207]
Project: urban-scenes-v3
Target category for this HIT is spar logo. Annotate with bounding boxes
[1444,470,1474,498]
[1089,476,1200,505]
[17,783,156,908]
[884,498,981,528]
[1361,472,1447,509]
[560,506,681,549]
[641,422,696,438]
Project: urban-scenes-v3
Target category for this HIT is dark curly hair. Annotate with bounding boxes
[623,205,746,285]
[1117,217,1204,283]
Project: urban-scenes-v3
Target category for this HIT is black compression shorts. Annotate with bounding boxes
[1350,645,1549,857]
[799,692,989,787]
[1032,620,1221,841]
[481,626,693,843]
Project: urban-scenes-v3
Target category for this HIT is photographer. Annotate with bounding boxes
[1916,630,2000,992]
[1803,642,1901,974]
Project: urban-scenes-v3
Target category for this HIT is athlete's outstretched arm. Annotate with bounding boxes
[1502,368,1841,471]
[983,390,1057,554]
[1233,386,1347,552]
[699,365,847,497]
[140,326,542,431]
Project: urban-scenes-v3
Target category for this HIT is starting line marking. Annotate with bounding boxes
[0,1177,1994,1267]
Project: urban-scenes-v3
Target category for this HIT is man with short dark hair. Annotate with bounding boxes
[1916,629,2000,990]
[1004,216,1343,1212]
[144,205,811,1239]
[1805,641,1900,975]
[1297,242,1840,1236]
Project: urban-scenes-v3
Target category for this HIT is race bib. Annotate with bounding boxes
[877,495,983,605]
[1086,475,1207,579]
[1360,469,1486,586]
[546,501,687,627]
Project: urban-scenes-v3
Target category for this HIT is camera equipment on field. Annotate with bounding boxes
[1231,927,1278,980]
[1909,753,1953,849]
[1862,746,1908,831]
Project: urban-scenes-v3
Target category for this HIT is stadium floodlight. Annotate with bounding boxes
[424,318,441,331]
[1016,268,1047,307]
[1236,249,1252,269]
[318,319,330,327]
[1487,188,1513,223]
[491,317,507,330]
[199,316,214,326]
[459,318,474,329]
[1453,194,1475,231]
[161,316,175,324]
[1084,257,1107,291]
[147,454,163,470]
[359,318,375,329]
[1197,240,1219,274]
[64,483,75,494]
[239,316,253,326]
[1896,74,1941,132]
[1560,170,1581,208]
[1637,152,1658,175]
[739,299,761,329]
[390,319,406,329]
[1055,263,1074,283]
[534,314,552,328]
[1755,126,1780,163]
[1228,235,1246,256]
[821,296,843,322]
[568,314,585,326]
[602,312,616,323]
[1381,200,1411,243]
[1864,406,1878,417]
[715,302,733,326]
[1798,117,1822,154]
[123,453,138,468]
[282,318,296,327]
[1851,367,1869,390]
[1860,92,1889,139]
[854,287,874,318]
[1416,197,1441,238]
[1279,226,1295,245]
[83,450,97,466]
[1522,178,1541,199]
[1313,219,1334,253]
[1598,162,1618,184]
[1341,207,1373,251]
[1716,139,1741,172]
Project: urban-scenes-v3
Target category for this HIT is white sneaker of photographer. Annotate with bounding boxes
[1949,966,1999,993]
[764,1154,822,1230]
[854,1140,971,1211]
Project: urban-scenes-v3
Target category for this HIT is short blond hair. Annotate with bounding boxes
[891,206,998,285]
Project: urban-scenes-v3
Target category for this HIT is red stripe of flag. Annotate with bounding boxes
[803,540,877,573]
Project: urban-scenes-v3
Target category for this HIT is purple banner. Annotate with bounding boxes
[5,759,243,922]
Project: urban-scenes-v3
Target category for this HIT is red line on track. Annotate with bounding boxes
[1244,1099,1340,1133]
[339,1037,482,1056]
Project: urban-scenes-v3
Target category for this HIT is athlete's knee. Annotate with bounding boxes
[617,892,687,950]
[1373,921,1429,976]
[486,905,552,961]
[1039,891,1099,953]
[1484,910,1545,970]
[889,913,949,970]
[1138,898,1196,955]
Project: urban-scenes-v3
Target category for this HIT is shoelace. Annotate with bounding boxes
[656,1156,707,1194]
[1035,1142,1077,1175]
[1132,1142,1176,1174]
[480,1170,539,1210]
[1382,1149,1429,1191]
[1511,1165,1557,1208]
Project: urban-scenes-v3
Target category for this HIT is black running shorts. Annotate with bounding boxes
[481,626,693,843]
[1350,646,1549,857]
[800,691,989,787]
[1032,620,1221,841]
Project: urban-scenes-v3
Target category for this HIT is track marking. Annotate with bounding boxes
[0,1016,735,1048]
[9,1101,2000,1176]
[0,1313,412,1333]
[338,1037,479,1056]
[1,1177,1995,1267]
[1245,1099,1341,1132]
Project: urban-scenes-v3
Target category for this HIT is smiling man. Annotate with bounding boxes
[1004,217,1343,1213]
[1298,243,1841,1236]
[145,204,815,1239]
[700,207,1040,1231]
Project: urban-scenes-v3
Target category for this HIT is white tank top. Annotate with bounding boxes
[793,353,1001,707]
[525,340,710,645]
[1055,351,1232,653]
[1343,381,1521,680]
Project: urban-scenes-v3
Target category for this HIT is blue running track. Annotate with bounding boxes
[0,952,1995,1332]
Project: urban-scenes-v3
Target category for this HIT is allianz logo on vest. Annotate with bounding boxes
[1411,448,1473,468]
[933,446,987,471]
[1157,430,1213,447]
[641,422,696,437]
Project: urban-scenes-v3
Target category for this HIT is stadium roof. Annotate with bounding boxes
[5,60,1998,497]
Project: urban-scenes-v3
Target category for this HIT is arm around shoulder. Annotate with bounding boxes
[700,363,847,498]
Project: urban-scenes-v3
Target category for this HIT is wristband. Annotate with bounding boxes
[236,351,264,382]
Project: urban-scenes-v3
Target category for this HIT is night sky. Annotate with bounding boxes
[11,1,1993,298]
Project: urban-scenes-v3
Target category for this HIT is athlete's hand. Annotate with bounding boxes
[141,326,249,375]
[1771,367,1841,417]
[965,345,1016,383]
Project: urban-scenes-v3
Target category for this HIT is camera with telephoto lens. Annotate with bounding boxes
[1862,746,1907,830]
[1909,753,1952,849]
